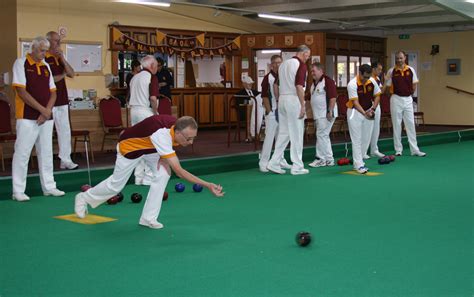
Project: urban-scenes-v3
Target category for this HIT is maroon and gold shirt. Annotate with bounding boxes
[12,54,56,120]
[386,65,419,97]
[118,114,177,159]
[45,52,69,106]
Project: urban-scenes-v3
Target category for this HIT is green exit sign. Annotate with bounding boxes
[399,34,410,40]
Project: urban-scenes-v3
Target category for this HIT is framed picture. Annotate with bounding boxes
[447,59,460,75]
[258,70,265,77]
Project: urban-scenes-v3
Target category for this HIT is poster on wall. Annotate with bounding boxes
[21,41,31,57]
[65,43,102,73]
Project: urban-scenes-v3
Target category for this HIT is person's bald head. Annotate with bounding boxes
[46,31,61,51]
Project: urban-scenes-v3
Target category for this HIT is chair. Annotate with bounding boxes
[0,100,16,171]
[227,95,246,147]
[414,111,425,126]
[68,107,94,163]
[333,93,348,140]
[99,97,124,152]
[379,94,392,133]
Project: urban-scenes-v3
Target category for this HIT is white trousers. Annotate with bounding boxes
[83,148,170,222]
[259,111,278,168]
[52,105,73,164]
[365,105,381,155]
[130,106,154,184]
[347,109,374,169]
[249,96,264,138]
[314,117,336,161]
[268,95,305,171]
[390,94,420,154]
[12,119,57,194]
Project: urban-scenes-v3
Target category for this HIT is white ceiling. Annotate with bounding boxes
[177,0,474,36]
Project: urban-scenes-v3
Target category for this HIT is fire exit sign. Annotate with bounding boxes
[399,34,410,40]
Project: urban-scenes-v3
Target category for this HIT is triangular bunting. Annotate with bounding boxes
[232,36,241,49]
[196,33,206,46]
[112,27,123,43]
[156,30,166,45]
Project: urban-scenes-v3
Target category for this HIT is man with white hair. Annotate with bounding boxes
[11,36,65,201]
[267,45,311,175]
[46,31,78,170]
[237,75,262,142]
[128,55,160,185]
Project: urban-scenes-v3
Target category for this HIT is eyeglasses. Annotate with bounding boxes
[178,131,196,142]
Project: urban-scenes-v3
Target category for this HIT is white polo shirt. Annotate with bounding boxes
[310,75,339,119]
[129,69,159,108]
[278,56,307,96]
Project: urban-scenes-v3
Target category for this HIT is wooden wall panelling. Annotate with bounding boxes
[362,41,372,52]
[171,94,182,117]
[351,40,361,52]
[212,93,226,124]
[183,94,196,118]
[374,42,384,54]
[240,32,325,88]
[198,94,211,124]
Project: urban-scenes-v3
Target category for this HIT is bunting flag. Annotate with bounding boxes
[232,36,241,49]
[196,33,205,46]
[112,27,239,59]
[155,30,166,45]
[112,27,123,43]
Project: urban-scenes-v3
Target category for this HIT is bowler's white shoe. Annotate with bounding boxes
[309,159,326,168]
[60,161,79,170]
[139,219,164,229]
[412,151,427,157]
[74,192,88,219]
[44,189,65,197]
[280,159,292,170]
[291,168,309,175]
[12,193,30,202]
[371,151,385,158]
[267,164,286,174]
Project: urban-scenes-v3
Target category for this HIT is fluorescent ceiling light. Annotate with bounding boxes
[117,0,171,7]
[261,49,282,54]
[258,13,310,23]
[466,0,474,3]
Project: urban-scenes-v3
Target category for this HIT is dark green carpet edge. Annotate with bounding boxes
[0,129,473,199]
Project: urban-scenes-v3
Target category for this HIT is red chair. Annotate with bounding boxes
[333,93,349,139]
[379,94,392,133]
[0,100,16,171]
[99,97,124,151]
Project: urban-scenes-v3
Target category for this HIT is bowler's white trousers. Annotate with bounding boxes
[82,147,170,222]
[347,109,374,169]
[130,106,154,184]
[52,105,74,164]
[12,119,57,194]
[268,95,305,171]
[390,94,421,154]
[364,105,381,156]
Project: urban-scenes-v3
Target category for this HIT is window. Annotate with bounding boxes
[337,56,348,87]
[349,56,359,82]
[326,55,383,87]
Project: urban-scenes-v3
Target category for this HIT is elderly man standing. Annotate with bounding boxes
[385,51,426,157]
[45,31,78,170]
[267,45,311,175]
[11,36,65,201]
[128,55,160,185]
[308,62,338,168]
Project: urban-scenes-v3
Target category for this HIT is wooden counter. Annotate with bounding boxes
[109,87,241,127]
[170,88,240,127]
